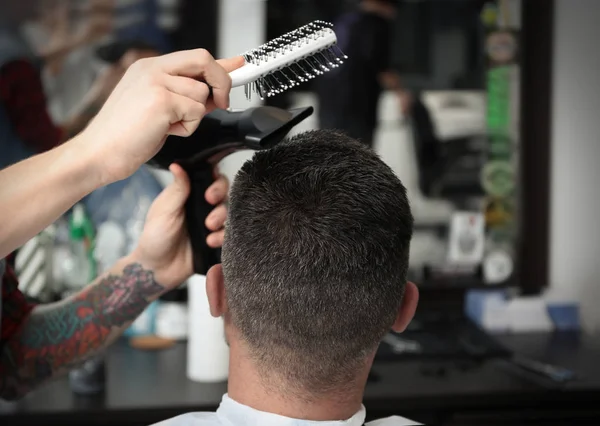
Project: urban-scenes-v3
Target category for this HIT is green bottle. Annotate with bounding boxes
[65,204,96,290]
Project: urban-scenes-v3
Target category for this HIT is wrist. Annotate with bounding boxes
[104,255,169,305]
[67,122,128,188]
[57,136,106,194]
[123,251,176,294]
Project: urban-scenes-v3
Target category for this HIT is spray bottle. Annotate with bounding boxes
[64,204,106,395]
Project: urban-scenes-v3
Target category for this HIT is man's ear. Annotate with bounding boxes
[391,282,419,333]
[206,264,226,318]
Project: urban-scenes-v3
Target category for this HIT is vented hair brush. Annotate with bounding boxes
[150,21,345,274]
[230,20,346,100]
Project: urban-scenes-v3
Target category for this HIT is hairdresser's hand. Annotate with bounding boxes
[204,167,229,248]
[76,49,245,186]
[82,47,158,108]
[132,164,229,288]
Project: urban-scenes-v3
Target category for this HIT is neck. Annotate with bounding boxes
[227,340,371,421]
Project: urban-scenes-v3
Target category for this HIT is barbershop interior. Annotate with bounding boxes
[1,0,600,425]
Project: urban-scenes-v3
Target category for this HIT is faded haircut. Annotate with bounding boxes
[222,130,413,394]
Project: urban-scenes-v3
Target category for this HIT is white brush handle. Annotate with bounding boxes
[229,29,338,87]
[230,63,263,87]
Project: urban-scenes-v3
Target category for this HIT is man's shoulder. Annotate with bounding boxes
[150,412,219,426]
[367,416,423,426]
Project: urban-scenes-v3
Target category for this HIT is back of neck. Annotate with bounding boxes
[227,341,369,421]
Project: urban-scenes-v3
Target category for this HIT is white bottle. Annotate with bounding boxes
[94,221,126,273]
[187,275,229,382]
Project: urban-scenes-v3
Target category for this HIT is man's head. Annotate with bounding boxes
[206,130,417,395]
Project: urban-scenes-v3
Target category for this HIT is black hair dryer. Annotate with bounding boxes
[148,105,314,274]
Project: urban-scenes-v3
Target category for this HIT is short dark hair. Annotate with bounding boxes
[222,130,413,394]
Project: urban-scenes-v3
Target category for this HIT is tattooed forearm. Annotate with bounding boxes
[0,262,165,400]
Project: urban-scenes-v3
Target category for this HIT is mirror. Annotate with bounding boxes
[266,0,521,288]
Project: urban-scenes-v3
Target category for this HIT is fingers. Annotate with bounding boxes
[151,163,191,215]
[204,174,229,205]
[205,204,227,231]
[216,56,246,73]
[167,92,207,137]
[206,203,226,248]
[205,174,228,231]
[205,172,229,247]
[157,49,232,109]
[168,163,191,209]
[164,76,210,105]
[207,230,225,249]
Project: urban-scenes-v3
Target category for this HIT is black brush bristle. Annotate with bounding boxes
[241,21,346,100]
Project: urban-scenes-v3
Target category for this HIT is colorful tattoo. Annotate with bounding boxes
[0,263,164,400]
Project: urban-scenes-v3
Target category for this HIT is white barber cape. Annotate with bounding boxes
[151,394,421,426]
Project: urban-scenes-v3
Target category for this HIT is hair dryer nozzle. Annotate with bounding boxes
[148,106,313,169]
[242,106,314,149]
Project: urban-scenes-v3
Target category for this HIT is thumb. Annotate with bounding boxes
[153,163,191,216]
[216,56,245,73]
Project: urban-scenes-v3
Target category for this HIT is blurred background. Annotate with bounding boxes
[2,1,600,425]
